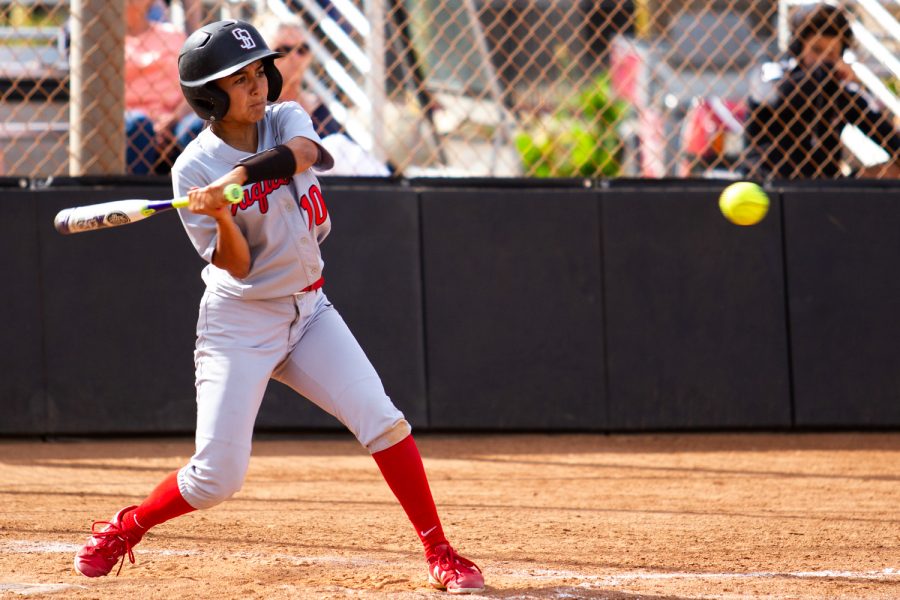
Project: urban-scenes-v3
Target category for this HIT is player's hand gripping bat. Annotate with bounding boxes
[53,183,244,235]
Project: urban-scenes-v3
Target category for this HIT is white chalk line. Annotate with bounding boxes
[2,539,899,596]
[0,583,88,596]
[510,566,900,586]
[0,539,376,566]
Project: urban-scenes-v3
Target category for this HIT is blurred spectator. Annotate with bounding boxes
[744,2,900,179]
[257,13,391,176]
[125,0,203,174]
[258,14,341,139]
[147,0,168,22]
[147,0,204,32]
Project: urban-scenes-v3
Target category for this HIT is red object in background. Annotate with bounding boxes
[610,41,643,105]
[610,37,748,178]
[681,97,747,157]
[639,108,665,178]
[680,97,748,175]
[611,36,667,176]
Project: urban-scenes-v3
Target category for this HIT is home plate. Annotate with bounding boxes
[0,583,87,595]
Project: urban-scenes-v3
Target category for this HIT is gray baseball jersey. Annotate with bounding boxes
[172,101,335,299]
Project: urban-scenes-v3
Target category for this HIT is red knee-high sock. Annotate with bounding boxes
[372,435,447,555]
[121,470,195,538]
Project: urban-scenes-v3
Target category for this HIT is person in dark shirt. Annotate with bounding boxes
[744,3,900,179]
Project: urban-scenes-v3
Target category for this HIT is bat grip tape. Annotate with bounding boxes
[237,145,296,184]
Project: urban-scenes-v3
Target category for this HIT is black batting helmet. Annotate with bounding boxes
[178,20,283,121]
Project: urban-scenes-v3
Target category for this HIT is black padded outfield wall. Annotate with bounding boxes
[5,179,900,435]
[37,186,202,435]
[420,188,607,430]
[602,186,792,430]
[783,189,900,428]
[1,188,45,435]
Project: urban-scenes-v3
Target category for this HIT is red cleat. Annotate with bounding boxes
[426,543,485,594]
[74,506,141,577]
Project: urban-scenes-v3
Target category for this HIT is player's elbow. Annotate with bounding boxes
[228,265,251,280]
[288,138,321,171]
[212,253,251,279]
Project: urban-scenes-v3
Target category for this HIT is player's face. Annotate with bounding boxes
[799,33,843,69]
[217,61,269,124]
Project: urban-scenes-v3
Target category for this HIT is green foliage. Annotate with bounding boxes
[516,75,629,178]
[3,6,63,27]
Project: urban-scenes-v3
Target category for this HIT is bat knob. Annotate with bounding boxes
[224,183,244,203]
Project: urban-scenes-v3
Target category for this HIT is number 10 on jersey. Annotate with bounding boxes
[300,185,328,229]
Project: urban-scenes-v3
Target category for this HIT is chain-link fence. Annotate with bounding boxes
[3,0,900,179]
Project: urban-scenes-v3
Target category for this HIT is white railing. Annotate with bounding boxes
[266,0,375,152]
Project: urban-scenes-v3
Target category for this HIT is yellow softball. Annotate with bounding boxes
[718,182,769,226]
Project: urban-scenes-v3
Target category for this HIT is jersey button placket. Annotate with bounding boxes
[284,196,317,287]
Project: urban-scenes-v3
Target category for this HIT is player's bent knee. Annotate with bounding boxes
[181,469,245,509]
[178,458,248,509]
[365,419,412,453]
[331,377,406,450]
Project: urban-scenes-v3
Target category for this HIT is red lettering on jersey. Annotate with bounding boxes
[230,177,291,216]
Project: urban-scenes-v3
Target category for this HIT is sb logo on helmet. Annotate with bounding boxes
[232,28,256,50]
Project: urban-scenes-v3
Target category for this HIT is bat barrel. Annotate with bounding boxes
[52,200,149,235]
[53,208,102,235]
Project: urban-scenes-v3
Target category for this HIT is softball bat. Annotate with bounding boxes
[53,183,244,235]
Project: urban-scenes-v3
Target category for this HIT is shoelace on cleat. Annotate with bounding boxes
[430,545,482,579]
[88,520,136,576]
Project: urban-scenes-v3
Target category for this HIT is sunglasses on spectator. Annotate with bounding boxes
[275,43,310,56]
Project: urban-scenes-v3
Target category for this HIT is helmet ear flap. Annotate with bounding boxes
[264,59,282,102]
[180,83,230,121]
[203,83,230,121]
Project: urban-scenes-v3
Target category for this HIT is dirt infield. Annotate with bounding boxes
[1,433,898,599]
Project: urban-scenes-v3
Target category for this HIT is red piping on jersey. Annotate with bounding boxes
[300,276,324,293]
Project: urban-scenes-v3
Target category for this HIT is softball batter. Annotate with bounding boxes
[73,20,484,594]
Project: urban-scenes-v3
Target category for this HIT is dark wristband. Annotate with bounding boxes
[237,144,297,184]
